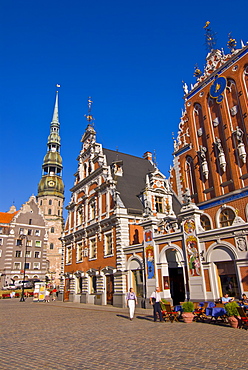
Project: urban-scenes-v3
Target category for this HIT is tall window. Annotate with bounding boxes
[220,208,235,227]
[35,251,40,258]
[50,243,54,250]
[155,196,163,213]
[48,209,52,215]
[66,246,72,264]
[49,200,52,205]
[76,243,83,262]
[15,250,21,258]
[51,227,54,233]
[105,233,113,256]
[89,200,96,220]
[89,238,97,259]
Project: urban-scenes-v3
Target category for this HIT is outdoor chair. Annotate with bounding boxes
[193,302,207,322]
[237,307,248,329]
[162,303,179,323]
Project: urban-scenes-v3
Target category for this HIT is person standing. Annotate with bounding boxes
[126,288,138,321]
[150,286,163,322]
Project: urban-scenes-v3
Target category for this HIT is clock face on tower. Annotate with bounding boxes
[209,76,227,104]
[48,180,55,187]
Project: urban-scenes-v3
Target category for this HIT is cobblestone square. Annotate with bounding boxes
[0,299,247,370]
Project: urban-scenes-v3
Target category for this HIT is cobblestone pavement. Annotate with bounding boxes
[0,299,247,370]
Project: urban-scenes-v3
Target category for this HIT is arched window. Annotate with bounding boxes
[219,208,235,227]
[48,209,52,215]
[49,200,52,205]
[200,215,211,231]
[50,243,54,250]
[51,227,54,233]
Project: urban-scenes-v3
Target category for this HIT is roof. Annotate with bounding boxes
[0,211,19,224]
[103,149,156,213]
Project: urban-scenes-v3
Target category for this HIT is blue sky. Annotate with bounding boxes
[0,0,246,214]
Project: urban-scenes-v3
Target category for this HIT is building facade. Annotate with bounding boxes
[166,42,248,303]
[37,92,64,286]
[0,196,47,288]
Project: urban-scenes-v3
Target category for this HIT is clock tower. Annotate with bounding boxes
[37,91,64,286]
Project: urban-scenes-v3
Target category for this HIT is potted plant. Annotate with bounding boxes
[182,301,195,323]
[225,301,240,328]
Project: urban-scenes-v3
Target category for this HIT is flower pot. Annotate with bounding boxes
[182,312,194,323]
[227,316,239,328]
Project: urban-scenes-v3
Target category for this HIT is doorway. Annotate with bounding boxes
[168,268,185,305]
[215,261,239,298]
[106,274,114,304]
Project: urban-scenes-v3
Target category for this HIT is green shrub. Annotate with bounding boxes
[182,301,194,312]
[225,301,239,317]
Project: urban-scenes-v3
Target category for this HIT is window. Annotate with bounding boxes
[33,262,40,270]
[201,215,211,231]
[155,196,163,213]
[40,200,42,206]
[0,238,3,245]
[49,200,52,205]
[89,200,96,220]
[19,228,24,235]
[35,241,41,247]
[51,227,54,233]
[35,230,40,236]
[27,240,32,247]
[26,251,31,258]
[76,243,83,262]
[0,227,3,234]
[29,219,32,225]
[66,246,72,264]
[89,238,97,259]
[105,233,113,256]
[58,210,60,216]
[50,243,54,250]
[16,239,22,246]
[14,262,21,270]
[90,275,97,293]
[220,208,235,227]
[24,262,30,270]
[28,229,32,236]
[35,251,40,258]
[48,209,52,215]
[15,250,22,258]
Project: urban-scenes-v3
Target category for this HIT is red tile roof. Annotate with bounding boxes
[0,211,19,224]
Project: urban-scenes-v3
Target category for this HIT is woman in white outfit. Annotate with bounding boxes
[126,288,138,320]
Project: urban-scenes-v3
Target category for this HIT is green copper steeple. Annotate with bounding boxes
[37,91,64,198]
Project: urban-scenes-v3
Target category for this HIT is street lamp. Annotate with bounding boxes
[19,234,28,302]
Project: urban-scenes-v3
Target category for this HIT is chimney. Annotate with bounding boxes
[143,151,153,161]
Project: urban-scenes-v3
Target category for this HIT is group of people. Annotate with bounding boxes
[126,286,163,322]
[221,293,248,311]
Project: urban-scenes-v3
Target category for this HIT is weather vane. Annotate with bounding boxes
[193,64,202,78]
[84,96,94,125]
[203,21,217,52]
[227,33,237,52]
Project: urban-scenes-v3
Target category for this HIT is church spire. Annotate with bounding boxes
[37,91,64,199]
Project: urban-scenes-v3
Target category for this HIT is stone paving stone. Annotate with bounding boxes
[0,299,247,369]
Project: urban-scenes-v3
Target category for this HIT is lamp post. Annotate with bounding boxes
[19,234,28,302]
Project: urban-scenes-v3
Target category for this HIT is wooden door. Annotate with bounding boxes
[106,274,114,304]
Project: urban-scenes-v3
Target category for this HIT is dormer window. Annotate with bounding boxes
[155,196,163,213]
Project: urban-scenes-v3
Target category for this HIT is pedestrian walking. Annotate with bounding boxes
[150,286,163,322]
[44,289,50,302]
[126,288,138,320]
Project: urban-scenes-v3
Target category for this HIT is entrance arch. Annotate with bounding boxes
[207,243,240,297]
[160,246,186,305]
[127,257,144,298]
